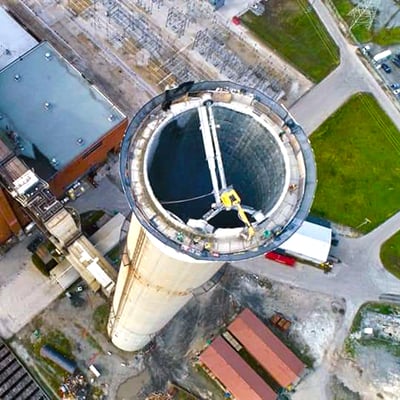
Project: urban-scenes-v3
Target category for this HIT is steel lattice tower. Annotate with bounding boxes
[348,0,381,30]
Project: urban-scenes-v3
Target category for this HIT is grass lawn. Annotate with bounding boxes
[310,93,400,233]
[93,303,110,335]
[380,231,400,280]
[241,0,339,82]
[331,0,400,45]
[28,329,74,393]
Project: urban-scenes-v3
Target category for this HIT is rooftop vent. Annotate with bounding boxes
[14,74,21,81]
[76,138,84,146]
[44,102,52,110]
[44,52,52,60]
[51,158,59,166]
[108,114,116,122]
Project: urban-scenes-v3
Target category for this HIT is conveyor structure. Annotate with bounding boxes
[0,138,116,296]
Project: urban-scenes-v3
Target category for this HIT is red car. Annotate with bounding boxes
[265,251,296,267]
[232,16,241,25]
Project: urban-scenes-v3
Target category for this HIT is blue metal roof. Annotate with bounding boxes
[0,41,125,174]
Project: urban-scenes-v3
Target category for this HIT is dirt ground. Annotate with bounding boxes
[11,284,145,399]
[334,348,400,400]
[11,267,346,399]
[139,268,345,399]
[332,304,400,400]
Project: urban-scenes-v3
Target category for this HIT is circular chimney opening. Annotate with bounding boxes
[147,106,287,229]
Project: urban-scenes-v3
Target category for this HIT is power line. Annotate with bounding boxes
[160,191,213,205]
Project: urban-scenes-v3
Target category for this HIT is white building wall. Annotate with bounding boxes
[109,214,224,351]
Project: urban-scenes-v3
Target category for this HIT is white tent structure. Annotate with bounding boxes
[0,7,38,70]
[279,221,332,264]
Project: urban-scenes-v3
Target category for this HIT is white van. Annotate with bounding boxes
[89,364,101,378]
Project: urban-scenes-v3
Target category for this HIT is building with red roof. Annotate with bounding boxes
[199,336,277,400]
[228,308,305,388]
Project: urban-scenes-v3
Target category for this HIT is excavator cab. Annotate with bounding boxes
[220,188,240,208]
[220,188,255,240]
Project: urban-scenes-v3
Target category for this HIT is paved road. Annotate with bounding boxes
[73,175,131,217]
[236,211,400,304]
[0,239,63,339]
[234,209,400,399]
[290,0,400,135]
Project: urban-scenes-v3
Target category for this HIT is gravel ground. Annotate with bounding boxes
[328,375,361,400]
[332,304,400,400]
[136,267,344,399]
[12,289,145,400]
[334,345,400,400]
[11,266,345,399]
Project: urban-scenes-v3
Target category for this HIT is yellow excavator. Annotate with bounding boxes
[198,100,255,240]
[220,188,255,240]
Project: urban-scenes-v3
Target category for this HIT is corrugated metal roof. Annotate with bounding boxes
[279,220,332,264]
[0,7,38,70]
[228,309,305,388]
[200,337,277,400]
[0,41,125,175]
[0,339,49,399]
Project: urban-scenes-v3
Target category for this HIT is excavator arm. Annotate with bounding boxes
[220,188,255,240]
[197,101,254,240]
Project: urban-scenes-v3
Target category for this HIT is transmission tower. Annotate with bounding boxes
[348,0,381,30]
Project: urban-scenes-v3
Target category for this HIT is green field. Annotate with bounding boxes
[380,231,400,279]
[241,0,339,82]
[310,93,400,233]
[332,0,400,45]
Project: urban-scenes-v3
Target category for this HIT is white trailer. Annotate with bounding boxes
[373,49,392,63]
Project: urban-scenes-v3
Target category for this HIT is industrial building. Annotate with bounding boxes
[0,24,127,245]
[0,339,48,399]
[0,7,38,70]
[0,136,117,295]
[199,308,306,398]
[228,308,305,388]
[0,40,127,196]
[108,81,316,351]
[200,336,277,400]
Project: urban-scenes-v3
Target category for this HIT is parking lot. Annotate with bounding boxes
[364,44,400,99]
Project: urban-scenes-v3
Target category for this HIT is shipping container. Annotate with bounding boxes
[40,345,77,374]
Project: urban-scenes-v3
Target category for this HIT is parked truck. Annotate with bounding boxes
[373,49,392,63]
